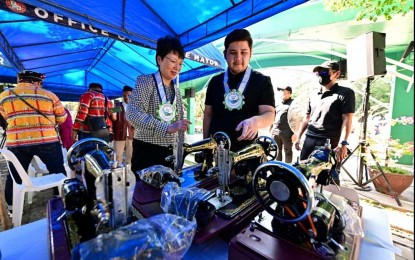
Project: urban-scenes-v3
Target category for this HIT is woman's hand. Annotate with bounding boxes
[167,119,191,134]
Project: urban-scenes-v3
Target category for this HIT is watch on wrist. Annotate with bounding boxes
[340,140,349,146]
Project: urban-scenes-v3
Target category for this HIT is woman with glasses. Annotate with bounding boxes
[126,36,190,178]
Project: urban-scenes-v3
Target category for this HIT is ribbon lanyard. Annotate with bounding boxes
[223,66,252,95]
[154,71,176,106]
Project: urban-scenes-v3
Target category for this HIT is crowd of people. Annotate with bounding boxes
[0,28,355,218]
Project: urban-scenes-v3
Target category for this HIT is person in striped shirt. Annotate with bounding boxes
[71,83,116,143]
[0,70,67,215]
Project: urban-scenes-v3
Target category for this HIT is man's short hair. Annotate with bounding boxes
[123,85,133,92]
[17,70,45,83]
[89,83,103,90]
[224,29,253,53]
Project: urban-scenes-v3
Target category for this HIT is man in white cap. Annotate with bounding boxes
[294,61,355,185]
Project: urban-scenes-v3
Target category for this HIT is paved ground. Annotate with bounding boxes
[0,133,413,259]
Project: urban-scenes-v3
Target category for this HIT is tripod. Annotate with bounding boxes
[340,77,402,206]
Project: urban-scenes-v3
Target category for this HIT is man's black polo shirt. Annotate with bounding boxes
[205,69,275,151]
[306,83,355,141]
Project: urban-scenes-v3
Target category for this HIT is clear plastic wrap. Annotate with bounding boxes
[72,213,196,260]
[160,182,212,221]
[138,165,181,189]
[327,193,365,237]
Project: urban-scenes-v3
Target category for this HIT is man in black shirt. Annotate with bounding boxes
[295,61,355,185]
[271,86,304,163]
[203,29,275,152]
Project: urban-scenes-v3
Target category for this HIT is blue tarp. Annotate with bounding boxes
[0,0,307,100]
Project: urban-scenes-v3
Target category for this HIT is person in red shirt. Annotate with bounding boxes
[72,83,116,143]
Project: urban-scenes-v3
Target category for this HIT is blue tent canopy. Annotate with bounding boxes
[0,0,307,100]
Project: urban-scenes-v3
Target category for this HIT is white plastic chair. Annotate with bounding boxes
[61,147,74,178]
[27,156,50,204]
[0,149,67,227]
[27,148,73,203]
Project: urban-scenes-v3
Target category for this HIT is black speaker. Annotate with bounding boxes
[347,32,387,81]
[185,88,195,98]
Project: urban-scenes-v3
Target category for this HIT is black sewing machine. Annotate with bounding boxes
[229,140,363,259]
[47,138,137,259]
[131,132,230,209]
[166,131,231,178]
[206,135,278,220]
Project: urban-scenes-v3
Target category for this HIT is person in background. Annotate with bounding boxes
[270,86,304,163]
[113,85,134,166]
[0,113,7,148]
[0,70,67,215]
[126,36,190,176]
[294,61,355,185]
[203,29,275,152]
[59,107,74,150]
[71,83,116,143]
[0,113,7,132]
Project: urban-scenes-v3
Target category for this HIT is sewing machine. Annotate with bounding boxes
[206,135,278,219]
[63,138,135,240]
[166,132,230,177]
[132,134,278,243]
[132,132,230,207]
[229,140,363,259]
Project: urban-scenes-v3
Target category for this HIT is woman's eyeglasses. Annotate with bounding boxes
[164,56,183,67]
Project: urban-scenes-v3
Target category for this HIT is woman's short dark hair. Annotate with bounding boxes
[224,29,253,53]
[155,36,185,65]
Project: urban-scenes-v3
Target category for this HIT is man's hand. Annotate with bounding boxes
[236,118,259,141]
[291,133,298,143]
[71,131,78,142]
[293,134,301,150]
[334,145,348,161]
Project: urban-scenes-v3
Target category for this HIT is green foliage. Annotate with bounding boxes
[367,118,414,171]
[379,165,412,175]
[324,0,414,21]
[352,75,392,124]
[192,89,206,131]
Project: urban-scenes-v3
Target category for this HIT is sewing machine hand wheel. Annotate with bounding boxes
[67,138,112,171]
[252,161,314,223]
[213,131,231,150]
[255,136,278,160]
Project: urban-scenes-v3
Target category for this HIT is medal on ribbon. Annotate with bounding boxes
[154,71,177,122]
[223,66,252,111]
[158,102,176,123]
[223,89,245,111]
